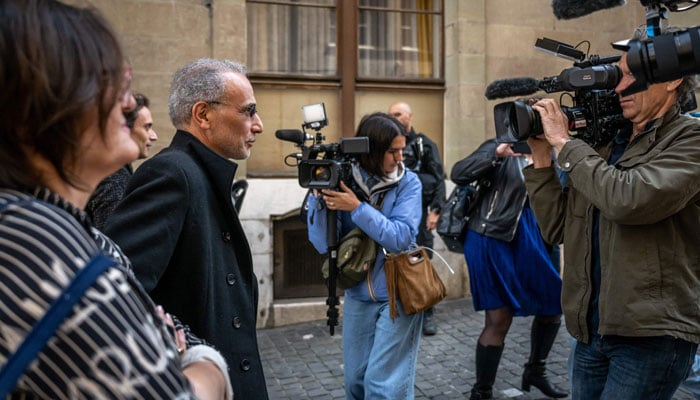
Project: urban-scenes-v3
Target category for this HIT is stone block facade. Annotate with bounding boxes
[69,0,699,327]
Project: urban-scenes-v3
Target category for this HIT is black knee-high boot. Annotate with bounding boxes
[521,318,568,398]
[470,343,504,400]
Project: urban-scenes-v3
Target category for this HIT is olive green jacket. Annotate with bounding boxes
[523,105,700,344]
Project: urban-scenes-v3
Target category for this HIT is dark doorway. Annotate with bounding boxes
[272,210,340,299]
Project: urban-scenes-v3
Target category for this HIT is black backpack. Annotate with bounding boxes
[436,180,484,253]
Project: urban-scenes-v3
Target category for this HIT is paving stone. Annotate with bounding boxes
[259,298,695,399]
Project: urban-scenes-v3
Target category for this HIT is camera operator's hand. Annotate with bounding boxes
[426,210,440,230]
[531,98,571,152]
[526,136,553,169]
[321,181,361,212]
[495,142,520,158]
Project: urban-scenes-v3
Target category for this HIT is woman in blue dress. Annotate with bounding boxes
[451,138,566,400]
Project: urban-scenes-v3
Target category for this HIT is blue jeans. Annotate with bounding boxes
[568,336,576,385]
[572,334,697,400]
[679,353,700,399]
[342,294,423,400]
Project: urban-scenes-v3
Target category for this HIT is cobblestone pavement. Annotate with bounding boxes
[258,298,695,399]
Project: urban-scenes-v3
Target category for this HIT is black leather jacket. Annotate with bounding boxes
[402,128,446,210]
[450,139,528,242]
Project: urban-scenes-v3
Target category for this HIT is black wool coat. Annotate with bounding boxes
[105,130,268,399]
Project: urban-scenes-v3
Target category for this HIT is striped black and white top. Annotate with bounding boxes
[0,188,196,399]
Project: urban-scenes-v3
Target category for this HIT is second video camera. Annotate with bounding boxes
[276,103,369,189]
[494,39,627,148]
[494,88,625,148]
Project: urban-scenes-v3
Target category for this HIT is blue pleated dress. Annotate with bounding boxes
[464,205,563,317]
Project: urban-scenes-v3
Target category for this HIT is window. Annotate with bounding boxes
[246,0,443,81]
[247,0,337,77]
[245,0,444,177]
[358,0,442,80]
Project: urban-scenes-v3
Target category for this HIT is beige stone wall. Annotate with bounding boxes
[65,0,699,327]
[253,88,444,176]
[443,0,486,175]
[69,0,248,173]
[73,0,699,175]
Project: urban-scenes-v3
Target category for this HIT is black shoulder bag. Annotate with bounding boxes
[436,179,485,253]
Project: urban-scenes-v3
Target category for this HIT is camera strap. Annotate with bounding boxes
[371,190,387,210]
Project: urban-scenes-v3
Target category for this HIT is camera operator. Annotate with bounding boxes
[523,25,700,400]
[306,112,423,399]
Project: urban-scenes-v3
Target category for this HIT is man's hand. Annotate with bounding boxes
[426,210,440,230]
[531,98,571,152]
[526,136,553,169]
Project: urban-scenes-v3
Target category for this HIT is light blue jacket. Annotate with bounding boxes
[307,165,423,302]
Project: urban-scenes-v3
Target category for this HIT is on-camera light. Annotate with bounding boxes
[302,103,329,130]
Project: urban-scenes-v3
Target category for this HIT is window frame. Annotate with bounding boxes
[246,0,445,87]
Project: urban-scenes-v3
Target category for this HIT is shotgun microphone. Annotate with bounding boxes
[484,77,541,100]
[275,129,309,145]
[551,0,626,20]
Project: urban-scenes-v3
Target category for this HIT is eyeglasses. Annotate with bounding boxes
[208,101,258,118]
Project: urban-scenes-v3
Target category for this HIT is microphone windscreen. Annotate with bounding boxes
[551,0,626,20]
[484,77,541,100]
[275,129,305,145]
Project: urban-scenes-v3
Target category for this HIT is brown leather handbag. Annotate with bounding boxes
[385,247,449,321]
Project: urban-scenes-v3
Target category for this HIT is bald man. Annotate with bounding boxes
[388,101,446,336]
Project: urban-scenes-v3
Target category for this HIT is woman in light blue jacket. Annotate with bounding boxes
[307,112,423,399]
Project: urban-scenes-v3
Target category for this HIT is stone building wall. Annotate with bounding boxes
[69,0,699,327]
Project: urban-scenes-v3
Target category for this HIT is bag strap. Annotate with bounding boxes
[420,246,455,275]
[372,191,387,210]
[384,244,455,275]
[0,203,116,397]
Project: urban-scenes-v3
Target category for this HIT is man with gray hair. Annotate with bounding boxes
[105,58,267,399]
[524,24,700,399]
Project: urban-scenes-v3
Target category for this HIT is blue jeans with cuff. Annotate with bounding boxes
[342,294,422,400]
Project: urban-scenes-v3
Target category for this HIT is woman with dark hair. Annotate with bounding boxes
[451,139,566,400]
[307,112,424,399]
[0,0,228,398]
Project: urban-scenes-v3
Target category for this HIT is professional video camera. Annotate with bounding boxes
[276,103,369,190]
[489,38,627,148]
[551,0,699,95]
[614,1,700,95]
[276,103,370,336]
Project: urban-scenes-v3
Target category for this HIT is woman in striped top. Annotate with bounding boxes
[0,0,229,398]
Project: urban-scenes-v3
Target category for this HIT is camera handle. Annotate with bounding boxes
[325,208,340,335]
[643,2,668,37]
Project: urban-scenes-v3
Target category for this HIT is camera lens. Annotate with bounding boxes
[494,101,543,142]
[625,27,700,95]
[312,165,332,181]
